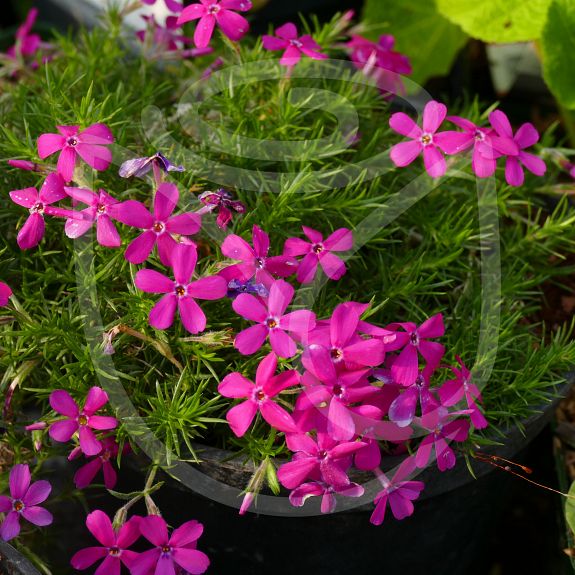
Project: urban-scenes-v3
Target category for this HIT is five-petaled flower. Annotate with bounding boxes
[0,464,52,541]
[198,188,246,229]
[262,22,327,68]
[49,387,118,456]
[283,226,353,284]
[37,123,115,183]
[70,436,124,490]
[177,0,252,49]
[219,352,300,436]
[0,282,12,307]
[135,243,227,334]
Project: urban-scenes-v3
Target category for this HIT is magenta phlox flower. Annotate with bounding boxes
[220,224,298,287]
[131,515,210,575]
[283,226,352,283]
[71,510,141,573]
[135,243,227,333]
[37,124,114,182]
[487,110,546,186]
[438,356,487,429]
[177,0,252,48]
[0,282,12,307]
[114,183,202,265]
[289,480,364,514]
[71,436,125,490]
[9,173,78,250]
[48,387,118,456]
[198,188,246,229]
[140,0,184,12]
[262,22,327,68]
[385,313,445,386]
[415,407,470,471]
[370,457,424,525]
[0,464,52,541]
[232,279,316,357]
[218,352,300,436]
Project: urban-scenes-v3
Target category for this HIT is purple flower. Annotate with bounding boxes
[388,369,438,428]
[386,313,445,386]
[289,480,364,514]
[226,278,269,299]
[220,224,298,287]
[488,110,547,187]
[262,23,327,68]
[218,352,300,436]
[48,387,118,456]
[0,282,12,307]
[0,464,52,541]
[278,432,366,490]
[71,510,141,573]
[283,226,353,283]
[232,279,316,358]
[141,0,184,12]
[119,152,185,179]
[9,173,77,250]
[37,124,115,183]
[438,356,487,429]
[135,243,227,334]
[389,101,465,178]
[6,9,41,59]
[131,515,210,575]
[71,437,123,490]
[198,188,246,228]
[176,0,252,49]
[7,159,46,173]
[370,457,424,525]
[63,188,124,248]
[114,183,201,265]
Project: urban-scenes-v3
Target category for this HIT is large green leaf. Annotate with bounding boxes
[541,0,575,109]
[362,0,468,87]
[436,0,552,43]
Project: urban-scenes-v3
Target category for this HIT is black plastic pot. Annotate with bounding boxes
[0,541,40,575]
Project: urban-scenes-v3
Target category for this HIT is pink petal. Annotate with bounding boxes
[255,352,277,387]
[301,226,322,244]
[472,147,497,178]
[302,344,336,382]
[391,344,419,386]
[265,370,299,397]
[166,212,202,235]
[221,234,254,262]
[514,122,539,149]
[149,293,178,329]
[278,457,318,489]
[423,146,446,178]
[168,520,204,547]
[296,252,318,284]
[135,269,174,294]
[232,293,268,322]
[344,338,384,367]
[116,515,141,548]
[276,23,298,40]
[418,340,445,369]
[172,548,210,575]
[102,461,118,490]
[217,9,249,42]
[280,45,302,67]
[327,399,355,441]
[37,133,65,159]
[226,400,258,437]
[125,230,156,264]
[71,547,108,570]
[280,310,316,335]
[266,255,299,278]
[89,416,118,430]
[49,419,78,442]
[96,215,121,248]
[283,237,311,256]
[415,436,433,468]
[178,296,207,334]
[235,324,268,355]
[40,173,67,204]
[130,549,161,575]
[79,123,114,145]
[9,464,31,500]
[422,101,447,133]
[219,373,253,398]
[355,440,381,470]
[323,228,353,251]
[154,182,179,221]
[113,200,154,229]
[22,506,52,527]
[140,515,169,547]
[290,482,324,506]
[417,313,444,338]
[94,555,120,575]
[194,14,216,48]
[0,497,10,514]
[85,510,116,547]
[389,387,417,427]
[433,131,472,154]
[9,187,38,208]
[251,225,270,257]
[389,113,422,139]
[75,144,112,172]
[268,280,294,317]
[489,110,513,138]
[260,400,298,433]
[23,480,51,506]
[74,459,102,489]
[65,213,94,239]
[435,437,456,471]
[187,276,227,300]
[390,140,421,167]
[50,389,79,417]
[177,3,206,24]
[0,512,21,541]
[505,156,524,187]
[319,252,347,281]
[84,386,109,414]
[79,426,102,456]
[370,493,388,525]
[519,151,546,176]
[220,0,252,10]
[330,303,359,348]
[57,147,77,182]
[263,35,289,50]
[17,213,45,250]
[269,329,297,358]
[388,493,414,520]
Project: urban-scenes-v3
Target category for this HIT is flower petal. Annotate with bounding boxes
[489,110,513,138]
[50,389,79,417]
[75,144,112,172]
[154,183,179,221]
[79,426,103,456]
[22,506,53,527]
[268,280,294,317]
[235,324,268,355]
[135,270,174,294]
[260,400,298,433]
[71,547,108,570]
[84,387,109,415]
[276,22,298,40]
[96,216,121,248]
[172,243,198,285]
[74,459,102,489]
[327,398,355,441]
[169,520,204,548]
[194,14,216,48]
[269,329,297,358]
[505,156,524,187]
[23,480,51,507]
[177,3,206,24]
[232,293,268,322]
[125,230,156,264]
[9,187,38,209]
[519,151,546,176]
[226,400,258,437]
[178,296,207,334]
[57,147,77,182]
[390,140,421,167]
[219,373,253,398]
[423,146,446,178]
[140,515,169,547]
[389,112,421,139]
[113,200,154,229]
[422,101,447,134]
[217,9,250,42]
[9,464,31,500]
[17,213,45,250]
[38,133,65,159]
[150,293,178,330]
[187,276,227,300]
[166,212,201,235]
[0,512,21,542]
[278,457,318,489]
[49,419,78,442]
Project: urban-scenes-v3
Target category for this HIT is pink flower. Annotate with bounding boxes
[0,464,52,541]
[438,356,487,429]
[289,480,364,514]
[389,100,464,178]
[218,352,300,436]
[488,110,546,187]
[370,457,424,525]
[232,279,316,357]
[198,188,246,229]
[278,432,366,490]
[7,159,45,172]
[37,124,114,183]
[71,437,124,490]
[415,407,470,471]
[176,0,252,49]
[386,313,445,386]
[141,0,183,12]
[9,173,77,250]
[115,183,202,265]
[7,9,41,59]
[283,226,353,283]
[48,387,118,456]
[71,510,141,573]
[63,188,124,248]
[131,515,210,575]
[220,224,298,287]
[135,243,227,334]
[388,369,438,428]
[0,283,12,307]
[262,23,327,68]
